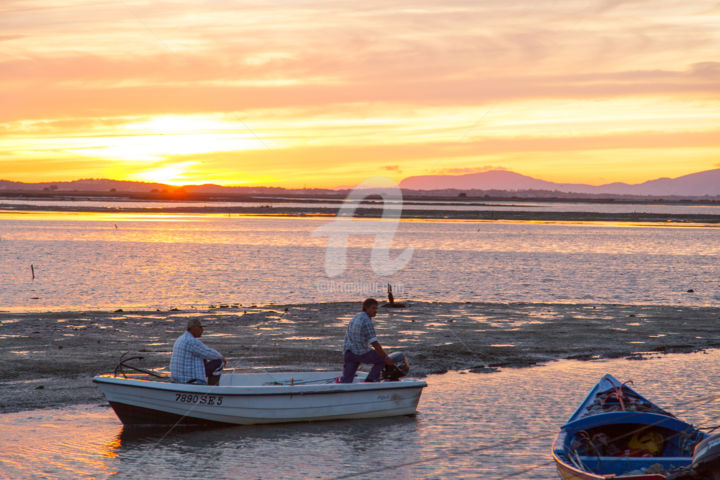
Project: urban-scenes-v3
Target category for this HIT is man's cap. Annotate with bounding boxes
[187,318,203,329]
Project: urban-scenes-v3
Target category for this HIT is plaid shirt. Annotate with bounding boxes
[343,311,379,355]
[170,331,223,383]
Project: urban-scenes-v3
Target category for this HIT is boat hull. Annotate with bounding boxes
[552,374,705,480]
[94,372,426,426]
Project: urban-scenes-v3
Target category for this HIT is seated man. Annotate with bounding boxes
[340,298,394,383]
[170,318,226,385]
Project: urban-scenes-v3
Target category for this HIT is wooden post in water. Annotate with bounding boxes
[31,264,35,281]
[383,283,406,308]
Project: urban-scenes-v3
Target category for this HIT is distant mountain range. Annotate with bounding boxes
[398,169,720,197]
[1,168,719,198]
[0,179,295,195]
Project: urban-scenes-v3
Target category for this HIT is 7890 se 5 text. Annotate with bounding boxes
[175,393,224,406]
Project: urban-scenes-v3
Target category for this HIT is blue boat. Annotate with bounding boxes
[552,374,708,479]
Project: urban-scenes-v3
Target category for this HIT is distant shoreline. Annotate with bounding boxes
[2,195,720,223]
[1,188,720,204]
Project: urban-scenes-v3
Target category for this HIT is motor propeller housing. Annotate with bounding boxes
[382,352,410,381]
[692,433,720,480]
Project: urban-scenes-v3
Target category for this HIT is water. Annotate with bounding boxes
[0,212,718,311]
[1,203,719,479]
[2,350,719,479]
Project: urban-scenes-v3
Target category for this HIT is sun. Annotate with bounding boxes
[133,161,199,186]
[80,114,272,165]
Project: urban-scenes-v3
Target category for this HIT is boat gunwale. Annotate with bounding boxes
[92,374,427,397]
[560,410,695,433]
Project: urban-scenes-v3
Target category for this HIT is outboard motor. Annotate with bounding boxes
[665,435,720,480]
[382,352,410,381]
[693,434,720,480]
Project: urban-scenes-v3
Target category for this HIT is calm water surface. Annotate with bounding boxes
[2,350,720,479]
[1,212,718,311]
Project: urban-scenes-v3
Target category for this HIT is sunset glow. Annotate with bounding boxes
[1,1,719,188]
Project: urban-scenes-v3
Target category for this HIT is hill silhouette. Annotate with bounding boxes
[2,169,719,198]
[398,169,720,197]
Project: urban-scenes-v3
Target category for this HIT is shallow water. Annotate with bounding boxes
[1,213,718,311]
[2,350,719,479]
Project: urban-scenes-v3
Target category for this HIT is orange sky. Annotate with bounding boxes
[1,1,719,188]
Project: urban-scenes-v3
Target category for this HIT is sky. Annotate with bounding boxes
[1,0,719,188]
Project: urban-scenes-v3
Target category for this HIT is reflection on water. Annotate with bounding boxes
[2,350,720,479]
[111,417,424,479]
[1,214,718,311]
[0,405,120,479]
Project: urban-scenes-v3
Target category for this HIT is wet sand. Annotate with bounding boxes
[1,301,719,413]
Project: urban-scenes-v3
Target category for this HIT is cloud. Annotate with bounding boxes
[2,0,719,186]
[0,158,114,180]
[691,62,720,79]
[4,67,719,124]
[3,1,720,123]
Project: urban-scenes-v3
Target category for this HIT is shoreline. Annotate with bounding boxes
[2,204,720,224]
[2,300,719,414]
[2,188,720,204]
[2,194,720,224]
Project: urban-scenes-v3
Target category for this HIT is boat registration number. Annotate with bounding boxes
[175,393,224,406]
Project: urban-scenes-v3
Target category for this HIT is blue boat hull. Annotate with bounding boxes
[552,374,706,479]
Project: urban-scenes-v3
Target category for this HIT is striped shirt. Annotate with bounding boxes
[343,311,378,355]
[170,331,223,384]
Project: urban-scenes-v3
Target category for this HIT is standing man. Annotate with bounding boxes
[341,298,394,383]
[170,318,226,385]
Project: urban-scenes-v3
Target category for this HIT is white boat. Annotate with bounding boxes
[93,370,427,427]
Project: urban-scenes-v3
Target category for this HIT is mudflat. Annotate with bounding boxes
[1,301,719,413]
